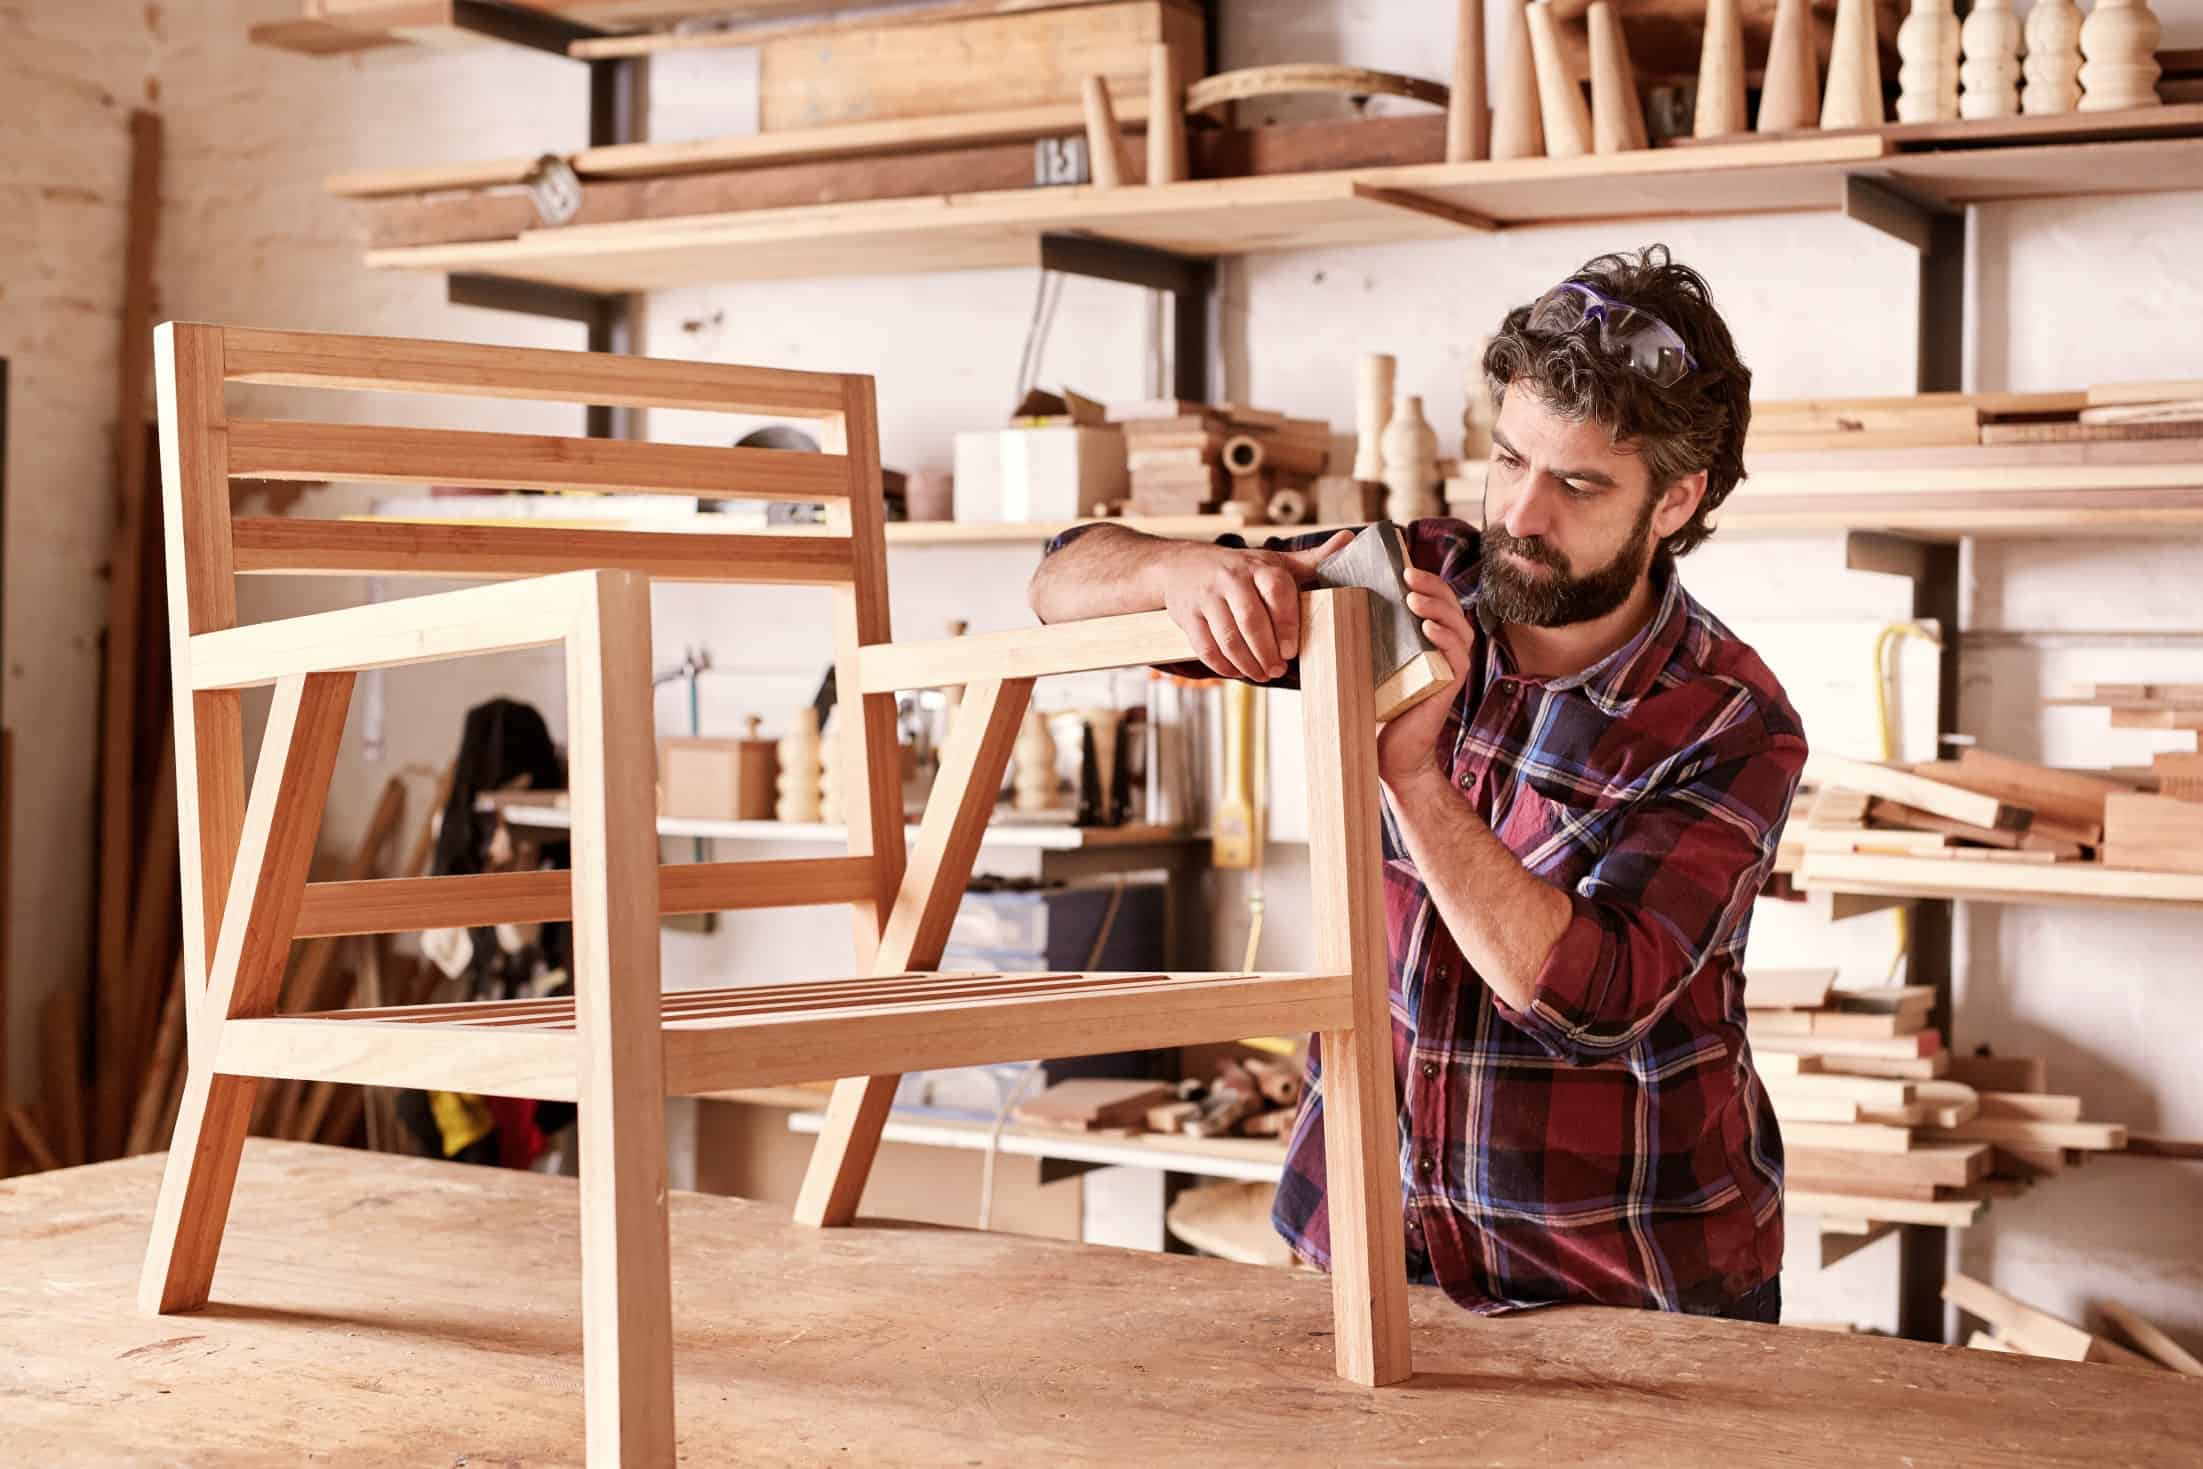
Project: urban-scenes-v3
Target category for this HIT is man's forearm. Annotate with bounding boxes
[1028,524,1192,624]
[1381,764,1573,1013]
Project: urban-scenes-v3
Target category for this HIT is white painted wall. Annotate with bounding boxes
[11,0,2202,1346]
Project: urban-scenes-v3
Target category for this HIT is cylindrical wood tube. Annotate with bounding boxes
[1222,434,1267,475]
[1266,485,1311,525]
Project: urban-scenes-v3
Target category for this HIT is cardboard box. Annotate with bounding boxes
[953,426,1128,523]
[660,735,778,822]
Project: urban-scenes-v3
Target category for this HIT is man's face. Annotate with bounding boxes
[1479,386,1688,629]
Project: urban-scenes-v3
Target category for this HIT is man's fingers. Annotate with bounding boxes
[1202,605,1266,682]
[1220,583,1283,679]
[1253,564,1301,662]
[1282,529,1355,579]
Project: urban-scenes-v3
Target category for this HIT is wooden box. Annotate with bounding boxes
[954,426,1128,523]
[660,734,778,822]
[759,0,1205,130]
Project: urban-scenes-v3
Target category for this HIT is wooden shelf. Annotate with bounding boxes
[362,130,2203,292]
[1796,853,2203,910]
[497,801,1198,850]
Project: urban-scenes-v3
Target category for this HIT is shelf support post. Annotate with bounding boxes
[1842,176,1966,394]
[1846,529,1962,1345]
[1039,233,1216,403]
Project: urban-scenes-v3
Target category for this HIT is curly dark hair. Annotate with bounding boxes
[1482,245,1751,559]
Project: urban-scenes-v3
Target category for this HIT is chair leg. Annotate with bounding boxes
[1298,589,1413,1386]
[138,1068,260,1312]
[140,671,355,1316]
[1318,1023,1414,1387]
[791,1074,898,1227]
[566,571,674,1467]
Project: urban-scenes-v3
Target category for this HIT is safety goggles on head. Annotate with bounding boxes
[1527,281,1697,388]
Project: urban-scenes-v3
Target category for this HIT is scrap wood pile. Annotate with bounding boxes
[1012,1054,1305,1141]
[1106,400,1333,525]
[1746,380,2203,453]
[2051,682,2203,873]
[1952,1272,2203,1375]
[1775,745,2203,883]
[1748,968,2126,1233]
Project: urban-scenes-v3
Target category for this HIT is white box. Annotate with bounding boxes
[953,427,1127,523]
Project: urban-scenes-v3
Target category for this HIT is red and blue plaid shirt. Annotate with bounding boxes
[1260,518,1806,1315]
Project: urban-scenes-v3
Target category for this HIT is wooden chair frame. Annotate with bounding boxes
[144,323,1410,1467]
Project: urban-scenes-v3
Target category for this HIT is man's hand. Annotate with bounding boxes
[1162,529,1354,681]
[1377,565,1474,788]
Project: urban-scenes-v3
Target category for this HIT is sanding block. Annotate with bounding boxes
[1313,521,1457,723]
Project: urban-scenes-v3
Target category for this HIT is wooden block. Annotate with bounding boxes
[1818,1220,1895,1268]
[1968,1330,2021,1353]
[1743,966,1837,1010]
[1829,984,1937,1015]
[1810,1009,1927,1039]
[2084,379,2203,409]
[1767,1093,1863,1124]
[1777,1120,1916,1154]
[1786,1191,1984,1228]
[1787,1174,1939,1202]
[1952,750,2123,831]
[1922,1117,2125,1151]
[1015,1078,1179,1130]
[1806,754,2024,832]
[1762,1072,1915,1106]
[659,734,777,822]
[1978,1091,2083,1123]
[1944,1273,2097,1362]
[1145,1099,1200,1133]
[1751,1051,1825,1077]
[1749,1009,1814,1035]
[1802,827,1952,856]
[2102,791,2203,873]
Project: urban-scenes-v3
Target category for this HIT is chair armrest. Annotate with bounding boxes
[188,570,616,691]
[854,609,1200,693]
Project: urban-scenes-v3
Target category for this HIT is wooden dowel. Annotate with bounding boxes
[1446,0,1489,161]
[1146,43,1187,184]
[1081,75,1130,188]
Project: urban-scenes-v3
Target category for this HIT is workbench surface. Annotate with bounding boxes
[4,1142,2195,1466]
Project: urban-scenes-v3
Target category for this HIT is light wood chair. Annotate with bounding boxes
[143,323,1412,1467]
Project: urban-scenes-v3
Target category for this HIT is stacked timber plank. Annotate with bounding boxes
[1950,1274,2202,1371]
[1108,400,1331,524]
[2048,682,2203,873]
[1747,381,2203,452]
[1748,970,2127,1230]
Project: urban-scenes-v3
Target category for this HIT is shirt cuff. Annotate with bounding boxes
[1500,891,1621,1061]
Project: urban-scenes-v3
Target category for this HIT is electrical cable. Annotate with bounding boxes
[1872,620,1945,982]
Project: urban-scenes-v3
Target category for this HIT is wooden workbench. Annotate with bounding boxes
[4,1142,2196,1465]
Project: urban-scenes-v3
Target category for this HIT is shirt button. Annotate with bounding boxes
[1420,1059,1438,1078]
[1418,1153,1436,1176]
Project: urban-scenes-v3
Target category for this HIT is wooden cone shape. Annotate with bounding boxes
[1491,0,1545,159]
[1757,0,1821,131]
[1588,2,1648,152]
[1822,0,1885,127]
[1525,0,1591,157]
[1694,0,1748,135]
[1448,0,1490,161]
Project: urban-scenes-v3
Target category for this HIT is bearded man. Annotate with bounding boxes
[1026,246,1807,1323]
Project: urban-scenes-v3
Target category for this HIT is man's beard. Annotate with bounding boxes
[1477,491,1659,629]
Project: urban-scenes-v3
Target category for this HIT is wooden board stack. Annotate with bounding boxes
[2047,685,2203,868]
[1108,400,1331,524]
[1748,970,2128,1232]
[1790,749,2136,873]
[1745,380,2203,452]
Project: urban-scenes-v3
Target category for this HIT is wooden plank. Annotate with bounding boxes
[1922,1117,2125,1151]
[292,857,881,937]
[2088,377,2203,408]
[1786,1191,1985,1228]
[758,0,1201,131]
[2100,1301,2203,1377]
[1815,1052,1949,1080]
[1760,1072,1915,1106]
[1805,753,2022,831]
[324,156,540,198]
[1816,1219,1894,1268]
[230,518,856,585]
[140,670,353,1312]
[1788,1141,1988,1187]
[1863,799,2081,857]
[1775,1120,1916,1153]
[572,0,1149,59]
[561,569,675,1464]
[226,419,852,500]
[214,1017,577,1099]
[1945,750,2122,833]
[574,98,1152,179]
[1944,1273,2106,1363]
[96,113,163,1159]
[1797,852,2203,906]
[1977,1091,2083,1123]
[1947,1054,2048,1094]
[1743,966,1837,1009]
[1752,1029,1940,1061]
[2103,792,2203,874]
[219,325,849,417]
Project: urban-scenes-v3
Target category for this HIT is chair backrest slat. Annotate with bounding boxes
[227,418,854,501]
[229,518,858,586]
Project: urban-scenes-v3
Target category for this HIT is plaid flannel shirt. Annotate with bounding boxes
[1253,518,1808,1314]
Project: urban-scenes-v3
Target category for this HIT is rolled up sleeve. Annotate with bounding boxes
[1504,729,1806,1063]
